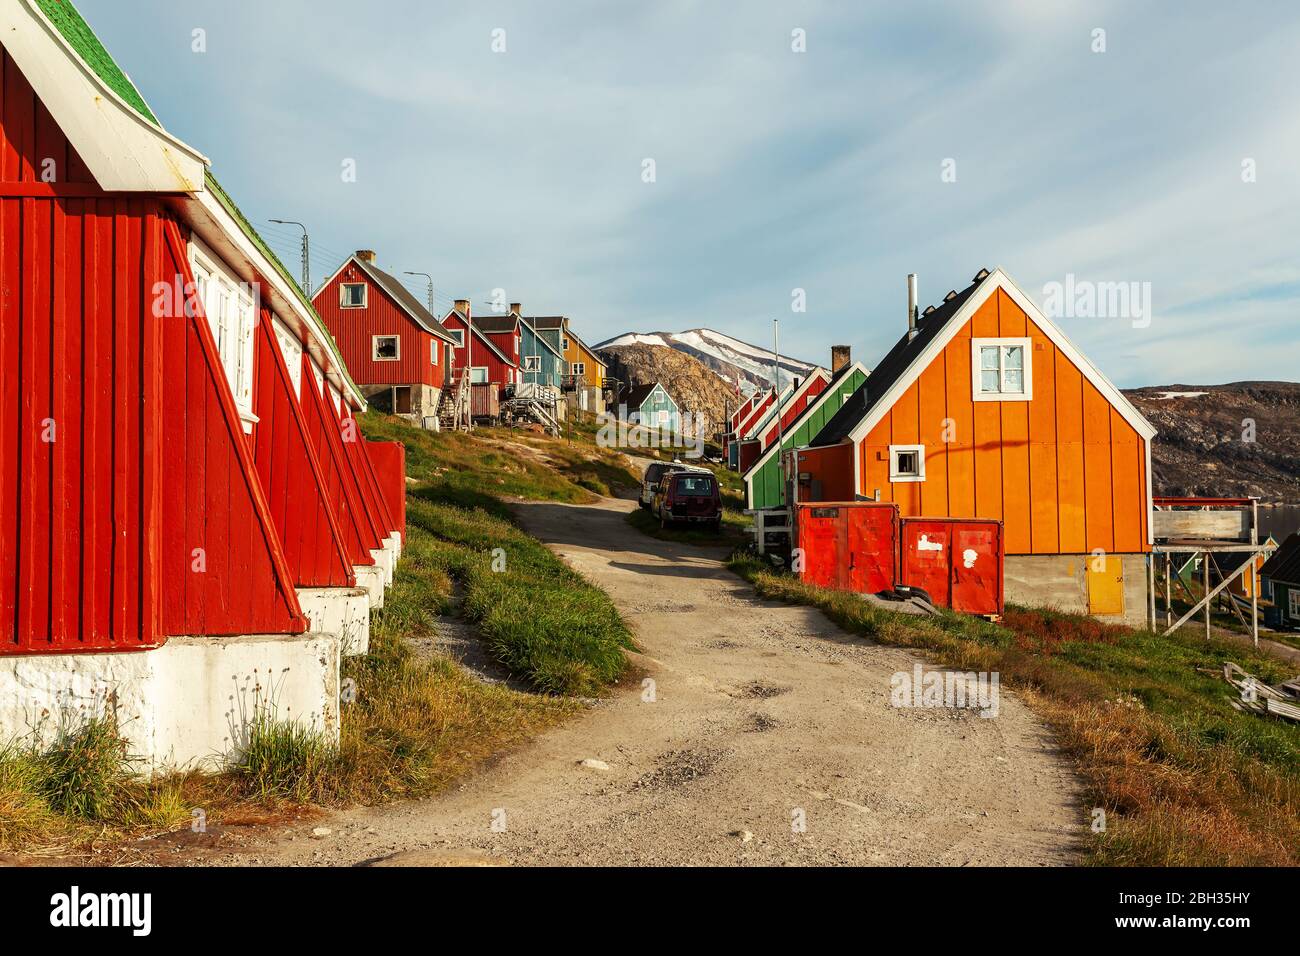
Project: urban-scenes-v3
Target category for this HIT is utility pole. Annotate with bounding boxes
[404,271,435,315]
[269,219,309,294]
[774,318,786,496]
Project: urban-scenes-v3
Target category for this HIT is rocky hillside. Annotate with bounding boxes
[1125,382,1300,503]
[595,328,821,397]
[598,344,742,438]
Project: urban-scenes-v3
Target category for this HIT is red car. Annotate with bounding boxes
[654,471,722,532]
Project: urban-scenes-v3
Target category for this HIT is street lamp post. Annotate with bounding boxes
[403,271,435,315]
[269,219,309,294]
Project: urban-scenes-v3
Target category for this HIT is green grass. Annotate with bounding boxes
[361,412,636,695]
[728,552,1300,866]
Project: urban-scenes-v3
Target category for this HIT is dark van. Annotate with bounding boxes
[654,471,722,531]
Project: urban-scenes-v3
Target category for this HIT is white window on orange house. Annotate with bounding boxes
[971,338,1032,401]
[889,444,926,482]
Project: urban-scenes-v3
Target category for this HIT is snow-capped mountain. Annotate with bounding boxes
[595,328,822,397]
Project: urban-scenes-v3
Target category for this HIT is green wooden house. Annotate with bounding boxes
[1260,533,1300,628]
[744,362,868,509]
[619,382,681,432]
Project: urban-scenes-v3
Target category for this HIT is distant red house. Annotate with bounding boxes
[313,251,459,423]
[441,300,519,390]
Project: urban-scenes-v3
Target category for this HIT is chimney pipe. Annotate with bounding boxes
[356,249,376,263]
[509,302,522,316]
[907,273,918,340]
[830,345,850,372]
[454,298,470,317]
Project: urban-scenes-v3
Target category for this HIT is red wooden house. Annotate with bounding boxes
[440,299,520,391]
[313,250,459,425]
[0,0,402,767]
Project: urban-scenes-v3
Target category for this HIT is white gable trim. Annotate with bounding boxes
[8,0,208,192]
[845,268,1157,445]
[742,362,868,488]
[741,368,830,441]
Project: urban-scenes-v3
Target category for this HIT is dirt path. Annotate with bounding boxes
[201,496,1083,866]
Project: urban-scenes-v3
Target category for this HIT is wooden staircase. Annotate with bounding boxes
[436,372,470,431]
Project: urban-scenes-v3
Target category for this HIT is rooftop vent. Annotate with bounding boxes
[944,289,958,302]
[973,267,991,282]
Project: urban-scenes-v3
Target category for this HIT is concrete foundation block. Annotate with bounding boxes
[353,563,384,608]
[370,546,395,588]
[296,586,371,656]
[0,632,340,773]
[1004,552,1149,628]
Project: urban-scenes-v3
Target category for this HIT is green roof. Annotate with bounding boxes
[35,0,158,124]
[34,0,362,402]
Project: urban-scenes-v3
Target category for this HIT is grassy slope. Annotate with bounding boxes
[0,414,636,855]
[729,553,1300,866]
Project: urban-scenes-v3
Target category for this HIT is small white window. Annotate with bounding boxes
[430,339,439,365]
[470,366,488,384]
[1289,589,1300,620]
[373,335,400,361]
[562,337,570,351]
[889,444,926,482]
[448,328,465,347]
[523,355,541,372]
[972,337,1032,401]
[340,283,367,308]
[571,362,585,376]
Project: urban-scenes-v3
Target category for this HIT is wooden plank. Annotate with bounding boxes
[1055,352,1086,553]
[1027,332,1059,554]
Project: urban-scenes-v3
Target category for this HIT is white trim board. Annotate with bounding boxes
[844,268,1157,445]
[9,0,208,192]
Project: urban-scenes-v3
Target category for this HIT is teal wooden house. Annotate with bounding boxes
[744,361,869,509]
[520,316,566,388]
[620,382,681,431]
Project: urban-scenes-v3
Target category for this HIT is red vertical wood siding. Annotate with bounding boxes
[299,354,382,564]
[0,192,309,652]
[250,310,355,588]
[339,404,396,537]
[366,441,406,542]
[313,261,444,388]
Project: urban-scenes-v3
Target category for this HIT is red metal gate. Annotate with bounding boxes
[899,518,1004,615]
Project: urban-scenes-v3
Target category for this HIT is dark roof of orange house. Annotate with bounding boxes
[810,270,991,446]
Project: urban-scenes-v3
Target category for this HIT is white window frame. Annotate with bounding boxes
[372,334,401,361]
[571,361,585,377]
[273,319,304,400]
[340,282,367,309]
[1289,588,1300,620]
[971,337,1032,402]
[430,339,439,365]
[448,327,465,347]
[470,366,489,384]
[190,238,258,432]
[889,444,926,482]
[522,355,541,373]
[562,336,570,351]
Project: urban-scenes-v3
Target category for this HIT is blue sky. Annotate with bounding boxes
[80,0,1300,387]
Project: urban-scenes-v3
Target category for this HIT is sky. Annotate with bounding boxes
[79,0,1300,387]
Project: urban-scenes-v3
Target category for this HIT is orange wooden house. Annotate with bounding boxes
[796,268,1157,624]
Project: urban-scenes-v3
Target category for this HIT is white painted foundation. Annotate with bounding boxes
[370,546,395,587]
[353,563,384,608]
[385,531,403,561]
[0,633,340,773]
[295,586,371,656]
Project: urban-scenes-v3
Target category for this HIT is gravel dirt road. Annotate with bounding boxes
[199,495,1082,866]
